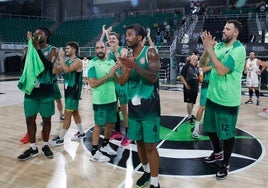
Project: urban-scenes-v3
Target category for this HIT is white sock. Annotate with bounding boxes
[43,142,48,146]
[30,143,37,150]
[194,121,200,131]
[143,163,150,173]
[60,129,68,140]
[150,176,159,187]
[59,111,63,116]
[76,123,84,133]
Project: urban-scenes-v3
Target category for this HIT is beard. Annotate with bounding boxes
[97,52,105,59]
[222,34,233,43]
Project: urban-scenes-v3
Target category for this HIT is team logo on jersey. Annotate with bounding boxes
[43,51,49,57]
[139,57,145,64]
[83,115,264,177]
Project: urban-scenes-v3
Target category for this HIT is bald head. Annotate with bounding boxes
[190,55,198,66]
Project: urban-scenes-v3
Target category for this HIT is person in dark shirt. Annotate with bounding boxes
[179,54,200,123]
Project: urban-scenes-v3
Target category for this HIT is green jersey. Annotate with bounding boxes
[88,58,117,104]
[26,45,56,99]
[207,40,246,106]
[64,57,83,100]
[127,46,161,119]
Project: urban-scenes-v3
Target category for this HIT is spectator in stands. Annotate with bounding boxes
[244,52,261,106]
[120,33,126,46]
[179,54,200,124]
[155,27,161,45]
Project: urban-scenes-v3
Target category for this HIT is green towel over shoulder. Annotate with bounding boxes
[17,39,45,95]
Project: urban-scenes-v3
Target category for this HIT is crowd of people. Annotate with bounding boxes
[16,18,268,188]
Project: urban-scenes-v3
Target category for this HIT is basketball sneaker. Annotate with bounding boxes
[100,144,117,156]
[50,136,64,146]
[17,147,39,161]
[120,135,132,146]
[136,172,151,188]
[19,133,29,144]
[71,131,85,141]
[256,99,260,106]
[59,114,64,121]
[245,99,253,104]
[204,151,223,163]
[90,150,110,163]
[110,131,123,140]
[150,184,160,188]
[42,145,54,158]
[216,162,230,180]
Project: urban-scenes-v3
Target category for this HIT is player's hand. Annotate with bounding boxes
[58,47,65,59]
[119,56,136,69]
[108,64,119,77]
[32,32,40,50]
[27,31,32,41]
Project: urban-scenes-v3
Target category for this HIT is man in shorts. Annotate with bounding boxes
[51,42,85,145]
[192,51,212,139]
[17,27,56,160]
[201,20,246,180]
[179,54,200,124]
[88,41,119,162]
[244,52,261,105]
[118,24,161,188]
[100,26,131,146]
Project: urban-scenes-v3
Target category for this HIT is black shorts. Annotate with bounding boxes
[183,91,198,104]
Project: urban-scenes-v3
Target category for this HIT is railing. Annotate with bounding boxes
[0,13,54,21]
[65,7,185,21]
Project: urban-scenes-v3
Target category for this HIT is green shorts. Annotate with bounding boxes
[203,99,239,139]
[200,88,208,106]
[65,98,79,111]
[24,97,55,118]
[128,117,160,143]
[116,84,128,105]
[53,82,62,100]
[93,102,117,126]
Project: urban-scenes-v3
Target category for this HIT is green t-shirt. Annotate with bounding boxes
[64,57,83,100]
[207,40,246,106]
[127,46,161,119]
[88,58,117,104]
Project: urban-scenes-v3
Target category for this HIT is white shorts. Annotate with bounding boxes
[246,75,259,87]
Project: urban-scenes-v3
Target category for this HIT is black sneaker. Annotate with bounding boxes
[150,184,160,188]
[256,99,260,106]
[42,145,54,158]
[59,114,64,121]
[216,163,230,180]
[136,172,151,188]
[71,131,86,141]
[17,147,39,161]
[186,116,194,124]
[204,151,223,163]
[245,99,253,104]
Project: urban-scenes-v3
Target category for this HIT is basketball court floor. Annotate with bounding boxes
[0,76,267,188]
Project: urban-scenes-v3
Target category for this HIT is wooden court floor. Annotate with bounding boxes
[0,80,267,188]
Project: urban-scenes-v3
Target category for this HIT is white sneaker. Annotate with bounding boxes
[90,150,110,163]
[100,144,117,156]
[192,129,199,139]
[71,131,85,141]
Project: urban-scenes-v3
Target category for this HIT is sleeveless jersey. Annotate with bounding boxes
[26,44,56,99]
[64,57,83,100]
[246,58,259,78]
[127,46,161,119]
